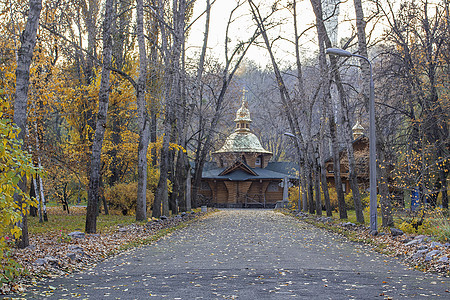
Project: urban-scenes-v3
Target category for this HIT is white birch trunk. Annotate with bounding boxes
[85,0,114,233]
[135,0,149,221]
[13,0,42,249]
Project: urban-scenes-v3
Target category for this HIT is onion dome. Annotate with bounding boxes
[352,120,364,140]
[234,95,252,123]
[214,131,273,154]
[214,89,272,155]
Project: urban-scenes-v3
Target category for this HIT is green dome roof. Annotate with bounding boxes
[214,131,272,154]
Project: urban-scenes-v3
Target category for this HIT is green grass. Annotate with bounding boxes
[328,209,384,229]
[28,206,204,235]
[28,207,143,235]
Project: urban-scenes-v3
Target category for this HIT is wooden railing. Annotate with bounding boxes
[243,193,266,208]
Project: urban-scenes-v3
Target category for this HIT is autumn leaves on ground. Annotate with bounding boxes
[1,207,208,294]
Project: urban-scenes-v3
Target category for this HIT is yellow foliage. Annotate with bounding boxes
[288,186,299,210]
[398,221,416,234]
[0,106,40,260]
[397,207,450,241]
[104,182,154,215]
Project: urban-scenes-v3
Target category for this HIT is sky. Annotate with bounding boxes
[186,0,357,68]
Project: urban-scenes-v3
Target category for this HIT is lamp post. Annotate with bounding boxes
[284,132,306,212]
[325,48,377,233]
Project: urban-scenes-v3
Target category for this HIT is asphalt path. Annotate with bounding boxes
[25,209,450,299]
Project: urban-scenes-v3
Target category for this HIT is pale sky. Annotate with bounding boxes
[187,0,357,68]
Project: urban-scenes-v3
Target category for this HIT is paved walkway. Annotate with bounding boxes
[27,210,449,299]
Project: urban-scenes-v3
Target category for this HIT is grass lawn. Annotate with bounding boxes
[329,209,384,229]
[28,206,145,235]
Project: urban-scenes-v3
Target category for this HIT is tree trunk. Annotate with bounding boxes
[353,0,370,102]
[136,0,149,221]
[310,0,347,219]
[85,0,114,233]
[377,133,394,227]
[29,179,37,217]
[320,158,332,217]
[248,1,308,214]
[314,156,322,216]
[174,150,190,213]
[319,113,332,217]
[155,0,186,218]
[440,167,448,209]
[13,0,42,249]
[307,161,315,214]
[334,78,364,223]
[80,0,100,169]
[38,169,47,222]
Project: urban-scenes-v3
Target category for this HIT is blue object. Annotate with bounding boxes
[411,187,420,211]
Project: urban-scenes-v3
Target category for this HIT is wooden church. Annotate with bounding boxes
[198,91,297,208]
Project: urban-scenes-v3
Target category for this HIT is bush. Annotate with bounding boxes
[397,207,450,240]
[327,184,338,211]
[429,208,450,241]
[345,191,370,210]
[105,182,154,215]
[288,187,300,210]
[0,113,40,284]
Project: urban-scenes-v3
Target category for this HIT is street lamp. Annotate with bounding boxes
[283,132,306,212]
[325,48,377,233]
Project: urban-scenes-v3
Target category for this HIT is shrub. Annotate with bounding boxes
[397,207,449,240]
[0,111,40,284]
[288,187,300,210]
[429,208,450,242]
[105,182,154,215]
[327,184,338,211]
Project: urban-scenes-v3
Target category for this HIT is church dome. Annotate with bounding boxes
[234,99,252,122]
[215,131,272,154]
[214,88,272,155]
[352,120,364,140]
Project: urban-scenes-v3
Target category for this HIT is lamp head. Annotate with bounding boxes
[283,132,296,138]
[326,48,353,57]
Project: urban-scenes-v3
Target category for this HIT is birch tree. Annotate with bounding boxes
[135,0,149,221]
[13,0,42,248]
[85,0,114,233]
[310,0,347,219]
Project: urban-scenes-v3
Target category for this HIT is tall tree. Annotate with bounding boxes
[310,0,347,219]
[173,0,212,213]
[135,0,149,221]
[154,0,187,217]
[13,0,42,248]
[375,0,448,218]
[85,0,114,233]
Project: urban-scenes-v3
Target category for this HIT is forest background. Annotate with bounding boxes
[1,0,449,266]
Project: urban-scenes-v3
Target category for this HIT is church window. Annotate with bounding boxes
[255,157,261,166]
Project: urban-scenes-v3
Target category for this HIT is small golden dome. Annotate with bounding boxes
[234,92,252,123]
[352,120,364,140]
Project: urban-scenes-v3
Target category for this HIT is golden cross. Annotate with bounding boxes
[242,87,248,102]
